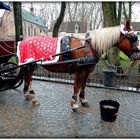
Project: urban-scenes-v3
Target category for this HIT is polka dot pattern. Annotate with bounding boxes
[18,36,59,64]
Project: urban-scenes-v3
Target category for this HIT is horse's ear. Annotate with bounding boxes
[125,20,131,30]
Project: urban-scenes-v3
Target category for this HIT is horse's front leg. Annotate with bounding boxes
[79,81,90,107]
[79,67,95,107]
[24,71,40,106]
[71,72,82,112]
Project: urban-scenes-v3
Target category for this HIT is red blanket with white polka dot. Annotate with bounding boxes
[17,36,62,65]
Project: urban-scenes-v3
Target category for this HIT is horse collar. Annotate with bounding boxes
[85,39,99,59]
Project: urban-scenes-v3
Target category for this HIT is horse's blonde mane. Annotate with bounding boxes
[87,26,121,55]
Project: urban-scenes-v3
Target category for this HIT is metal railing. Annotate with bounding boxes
[32,62,140,93]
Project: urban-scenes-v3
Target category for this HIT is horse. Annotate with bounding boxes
[17,21,140,112]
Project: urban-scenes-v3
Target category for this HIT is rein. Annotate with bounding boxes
[101,57,138,76]
[115,60,138,76]
[100,32,138,76]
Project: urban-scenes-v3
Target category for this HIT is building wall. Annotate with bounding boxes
[23,21,47,38]
[47,22,87,38]
[0,3,47,41]
[0,10,15,40]
[47,31,85,39]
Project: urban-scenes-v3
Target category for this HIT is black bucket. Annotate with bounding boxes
[99,100,120,122]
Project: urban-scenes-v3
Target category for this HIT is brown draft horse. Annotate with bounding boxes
[19,22,140,112]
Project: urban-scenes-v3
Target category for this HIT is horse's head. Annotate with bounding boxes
[118,21,140,61]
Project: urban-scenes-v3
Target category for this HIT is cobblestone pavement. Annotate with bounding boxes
[0,80,140,138]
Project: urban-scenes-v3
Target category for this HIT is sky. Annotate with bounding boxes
[22,2,140,22]
[1,2,140,22]
[0,9,5,17]
[132,3,140,21]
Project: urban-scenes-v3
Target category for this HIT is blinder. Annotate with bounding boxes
[126,33,138,49]
[130,34,138,42]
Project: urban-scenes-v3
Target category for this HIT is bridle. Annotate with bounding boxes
[101,32,139,77]
[126,33,138,49]
[118,32,139,58]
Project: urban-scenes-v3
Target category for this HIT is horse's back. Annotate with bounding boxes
[43,36,96,73]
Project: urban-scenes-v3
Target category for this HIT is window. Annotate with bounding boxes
[75,23,79,33]
[31,24,33,36]
[28,27,31,36]
[23,22,27,36]
[34,29,36,36]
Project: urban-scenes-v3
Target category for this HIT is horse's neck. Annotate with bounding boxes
[90,26,120,55]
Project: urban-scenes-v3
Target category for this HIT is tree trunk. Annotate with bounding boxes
[123,2,132,21]
[13,2,23,46]
[53,2,66,37]
[102,2,116,27]
[102,2,121,65]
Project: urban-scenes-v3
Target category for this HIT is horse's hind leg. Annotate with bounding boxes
[24,72,34,100]
[79,75,90,107]
[24,71,40,106]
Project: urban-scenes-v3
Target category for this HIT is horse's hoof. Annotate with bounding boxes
[24,94,34,100]
[72,108,81,113]
[32,100,40,106]
[81,102,90,107]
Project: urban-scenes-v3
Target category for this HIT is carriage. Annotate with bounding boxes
[0,2,42,91]
[0,38,86,92]
[0,40,41,91]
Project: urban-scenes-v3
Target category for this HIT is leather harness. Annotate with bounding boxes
[61,36,99,67]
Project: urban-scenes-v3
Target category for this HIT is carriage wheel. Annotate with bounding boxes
[12,77,24,89]
[1,62,17,78]
[1,62,24,89]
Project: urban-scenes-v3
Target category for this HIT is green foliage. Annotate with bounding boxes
[119,51,129,60]
[8,56,18,64]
